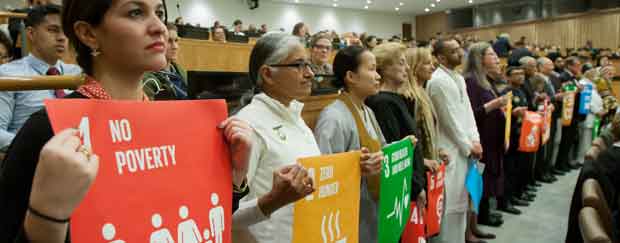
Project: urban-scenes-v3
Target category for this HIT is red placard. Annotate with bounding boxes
[401,201,426,243]
[518,111,543,152]
[425,163,446,237]
[44,99,232,243]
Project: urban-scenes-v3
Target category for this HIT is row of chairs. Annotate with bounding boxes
[580,178,614,243]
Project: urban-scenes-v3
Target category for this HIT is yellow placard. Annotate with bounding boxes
[504,91,513,151]
[293,151,361,243]
[562,92,576,126]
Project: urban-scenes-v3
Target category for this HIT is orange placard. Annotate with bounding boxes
[45,99,232,243]
[293,151,361,243]
[518,111,544,152]
[562,92,576,126]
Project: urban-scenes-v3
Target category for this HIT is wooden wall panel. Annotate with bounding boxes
[417,9,620,49]
[416,13,449,41]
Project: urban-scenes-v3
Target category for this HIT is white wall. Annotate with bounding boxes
[166,0,414,39]
[2,0,415,39]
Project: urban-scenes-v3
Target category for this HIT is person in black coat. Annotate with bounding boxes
[556,57,585,173]
[508,41,533,67]
[365,43,439,231]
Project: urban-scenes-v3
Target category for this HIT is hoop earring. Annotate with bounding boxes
[91,48,101,57]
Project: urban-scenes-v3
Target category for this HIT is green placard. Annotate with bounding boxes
[593,117,601,139]
[378,139,414,243]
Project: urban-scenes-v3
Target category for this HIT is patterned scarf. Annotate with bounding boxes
[76,76,149,101]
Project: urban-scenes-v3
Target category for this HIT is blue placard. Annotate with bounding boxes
[579,82,593,115]
[465,159,484,214]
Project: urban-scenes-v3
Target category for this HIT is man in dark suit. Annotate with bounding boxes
[556,57,584,172]
[538,57,567,177]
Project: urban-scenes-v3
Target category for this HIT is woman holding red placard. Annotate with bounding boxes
[0,1,313,242]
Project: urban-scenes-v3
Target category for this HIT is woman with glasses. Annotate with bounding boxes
[463,42,508,242]
[142,23,188,100]
[314,45,385,243]
[365,43,437,236]
[233,33,381,243]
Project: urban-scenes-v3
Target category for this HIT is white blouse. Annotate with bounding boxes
[232,93,321,243]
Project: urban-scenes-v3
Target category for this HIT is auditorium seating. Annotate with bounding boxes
[579,207,612,243]
[581,178,614,237]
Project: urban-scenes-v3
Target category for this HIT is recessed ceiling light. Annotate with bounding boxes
[294,0,299,2]
[437,0,441,2]
[468,0,473,3]
[399,2,404,6]
[333,3,338,7]
[367,0,372,3]
[364,5,369,9]
[395,7,400,11]
[424,8,430,12]
[430,3,436,7]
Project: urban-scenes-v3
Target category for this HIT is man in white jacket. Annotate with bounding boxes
[427,38,483,243]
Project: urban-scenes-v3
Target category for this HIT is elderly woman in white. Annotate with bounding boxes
[232,33,382,243]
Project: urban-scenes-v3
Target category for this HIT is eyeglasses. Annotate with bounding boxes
[269,61,312,71]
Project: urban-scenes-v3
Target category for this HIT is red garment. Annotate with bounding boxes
[76,76,149,101]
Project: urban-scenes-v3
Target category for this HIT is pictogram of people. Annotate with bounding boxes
[202,229,213,243]
[178,205,203,243]
[149,213,175,243]
[209,193,225,243]
[102,223,125,243]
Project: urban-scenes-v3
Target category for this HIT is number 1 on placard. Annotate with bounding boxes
[78,117,92,150]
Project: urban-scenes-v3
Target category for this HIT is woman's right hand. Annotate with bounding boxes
[28,129,99,221]
[360,147,384,176]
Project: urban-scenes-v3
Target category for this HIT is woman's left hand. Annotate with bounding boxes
[219,117,254,186]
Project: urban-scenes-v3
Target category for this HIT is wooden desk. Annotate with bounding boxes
[300,93,340,130]
[177,38,339,73]
[177,39,254,73]
[0,11,27,25]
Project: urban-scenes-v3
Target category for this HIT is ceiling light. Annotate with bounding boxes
[333,3,338,7]
[367,0,372,3]
[437,0,441,2]
[395,7,400,11]
[294,0,299,2]
[364,5,369,9]
[399,2,404,6]
[430,3,436,7]
[424,8,430,12]
[468,0,473,3]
